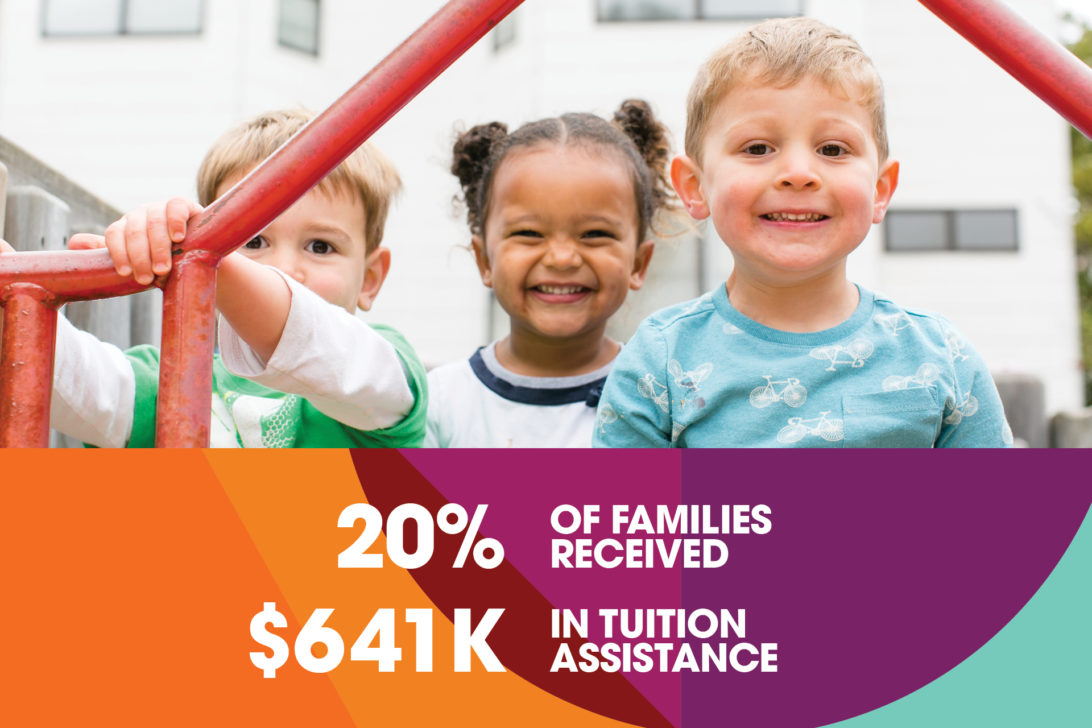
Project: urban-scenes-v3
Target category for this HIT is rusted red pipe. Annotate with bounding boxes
[0,248,150,299]
[919,0,1092,139]
[157,0,525,446]
[0,285,59,447]
[184,0,527,258]
[0,252,148,447]
[155,251,218,447]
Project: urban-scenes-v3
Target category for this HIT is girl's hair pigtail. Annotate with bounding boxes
[452,121,508,235]
[612,99,677,219]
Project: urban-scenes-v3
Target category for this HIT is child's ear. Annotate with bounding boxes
[471,235,493,288]
[872,159,900,224]
[670,155,710,220]
[629,240,655,290]
[357,246,392,312]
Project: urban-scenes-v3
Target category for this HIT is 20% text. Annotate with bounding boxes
[338,502,505,569]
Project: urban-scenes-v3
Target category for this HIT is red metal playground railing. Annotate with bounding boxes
[1,0,1091,447]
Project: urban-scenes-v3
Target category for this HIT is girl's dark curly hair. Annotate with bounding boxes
[451,99,676,241]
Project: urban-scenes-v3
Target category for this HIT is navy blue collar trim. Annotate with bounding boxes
[469,349,604,407]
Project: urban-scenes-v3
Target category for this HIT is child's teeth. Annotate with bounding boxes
[540,285,581,294]
[767,212,824,221]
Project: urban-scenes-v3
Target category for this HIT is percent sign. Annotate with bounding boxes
[338,503,505,570]
[438,504,504,568]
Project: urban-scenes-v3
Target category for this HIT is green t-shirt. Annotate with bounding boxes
[124,324,427,448]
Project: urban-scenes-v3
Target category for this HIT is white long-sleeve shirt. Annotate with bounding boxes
[51,272,422,447]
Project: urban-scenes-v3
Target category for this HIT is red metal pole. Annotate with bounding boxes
[156,0,526,447]
[918,0,1092,139]
[0,249,160,448]
[0,285,59,447]
[0,0,528,305]
[184,0,527,258]
[155,252,218,447]
[0,248,150,299]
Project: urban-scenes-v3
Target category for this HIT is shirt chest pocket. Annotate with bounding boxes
[842,388,942,448]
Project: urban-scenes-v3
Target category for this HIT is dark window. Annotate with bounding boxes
[278,0,320,56]
[43,0,202,36]
[884,209,1019,252]
[597,0,802,21]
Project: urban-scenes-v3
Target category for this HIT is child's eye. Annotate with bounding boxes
[743,143,773,156]
[818,143,848,157]
[509,229,543,240]
[243,236,267,250]
[306,239,335,255]
[582,230,617,242]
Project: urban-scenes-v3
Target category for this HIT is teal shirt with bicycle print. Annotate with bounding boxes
[593,285,1013,448]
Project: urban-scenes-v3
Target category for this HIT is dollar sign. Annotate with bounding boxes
[250,602,290,678]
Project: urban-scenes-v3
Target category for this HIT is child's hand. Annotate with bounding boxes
[76,198,203,285]
[67,233,107,250]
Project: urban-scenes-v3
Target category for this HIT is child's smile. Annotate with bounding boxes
[761,211,829,223]
[529,283,595,303]
[474,145,652,349]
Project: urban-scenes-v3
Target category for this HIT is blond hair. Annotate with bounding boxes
[685,17,888,164]
[196,108,402,252]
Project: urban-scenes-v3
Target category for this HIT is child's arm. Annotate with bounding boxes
[593,324,675,448]
[91,200,420,435]
[934,329,1014,448]
[217,273,419,433]
[215,254,294,361]
[50,316,137,447]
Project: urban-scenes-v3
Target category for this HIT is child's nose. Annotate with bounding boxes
[268,249,307,282]
[543,237,581,268]
[775,148,821,190]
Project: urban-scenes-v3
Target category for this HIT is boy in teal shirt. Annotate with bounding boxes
[594,18,1011,448]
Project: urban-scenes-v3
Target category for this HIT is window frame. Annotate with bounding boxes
[883,208,1021,253]
[277,0,322,57]
[596,0,804,23]
[492,11,518,53]
[41,0,205,38]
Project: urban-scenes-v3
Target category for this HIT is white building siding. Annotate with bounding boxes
[860,0,1082,416]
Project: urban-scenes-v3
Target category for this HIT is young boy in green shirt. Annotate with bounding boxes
[43,108,427,447]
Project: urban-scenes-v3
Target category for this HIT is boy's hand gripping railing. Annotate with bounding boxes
[919,0,1092,140]
[0,0,525,448]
